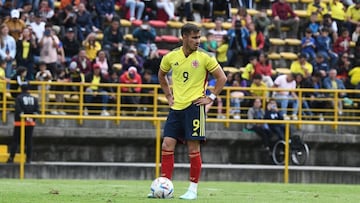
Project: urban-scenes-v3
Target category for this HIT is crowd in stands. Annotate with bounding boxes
[0,0,359,118]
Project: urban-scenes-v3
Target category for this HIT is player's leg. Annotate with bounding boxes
[161,137,177,179]
[7,127,20,163]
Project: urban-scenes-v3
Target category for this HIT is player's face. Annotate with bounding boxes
[184,31,201,52]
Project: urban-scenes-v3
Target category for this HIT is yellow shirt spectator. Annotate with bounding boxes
[290,60,313,77]
[216,43,228,64]
[307,1,328,21]
[346,5,360,22]
[241,63,255,81]
[83,40,102,61]
[349,66,360,86]
[330,0,346,21]
[250,81,267,97]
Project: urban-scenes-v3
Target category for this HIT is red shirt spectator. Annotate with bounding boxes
[120,66,142,93]
[333,29,351,54]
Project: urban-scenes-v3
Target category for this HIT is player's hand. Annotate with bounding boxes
[193,96,213,106]
[166,94,174,107]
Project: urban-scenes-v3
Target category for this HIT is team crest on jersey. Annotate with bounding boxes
[192,60,199,68]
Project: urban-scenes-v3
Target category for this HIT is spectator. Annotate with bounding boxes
[39,23,60,78]
[10,66,27,99]
[71,48,92,75]
[76,3,98,42]
[316,28,338,69]
[345,0,360,33]
[333,28,351,55]
[250,74,267,98]
[119,66,142,114]
[0,24,16,79]
[0,0,13,24]
[244,22,264,64]
[120,46,144,73]
[232,7,252,28]
[229,73,245,119]
[273,73,299,120]
[349,66,360,89]
[58,4,77,34]
[320,14,338,41]
[52,67,68,115]
[102,17,124,60]
[241,56,257,86]
[62,27,81,65]
[35,61,52,105]
[227,20,248,67]
[30,13,46,43]
[336,53,352,87]
[94,50,112,76]
[82,32,102,61]
[38,0,55,21]
[216,35,229,67]
[301,28,316,61]
[247,98,272,150]
[140,69,156,111]
[307,12,320,36]
[132,20,156,58]
[201,32,217,56]
[254,52,273,88]
[253,8,271,37]
[16,27,37,80]
[84,63,112,116]
[209,17,228,45]
[301,72,326,120]
[330,0,346,30]
[95,0,116,29]
[156,0,177,21]
[143,46,161,78]
[0,59,10,99]
[307,0,328,22]
[4,9,26,41]
[312,53,329,78]
[60,0,80,10]
[352,24,360,42]
[124,0,145,21]
[271,0,300,38]
[290,53,313,78]
[209,0,232,22]
[205,76,224,119]
[68,61,85,93]
[294,73,313,117]
[323,69,347,114]
[264,99,285,140]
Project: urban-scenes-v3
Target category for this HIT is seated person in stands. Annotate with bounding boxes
[209,17,228,45]
[201,32,217,56]
[84,63,113,116]
[10,66,28,99]
[264,99,285,140]
[156,0,177,21]
[307,12,320,36]
[216,35,229,67]
[301,28,317,61]
[121,0,145,21]
[208,0,232,22]
[62,27,81,65]
[94,50,112,76]
[76,3,99,42]
[95,0,116,29]
[336,53,352,88]
[254,53,273,88]
[323,69,347,115]
[247,98,272,150]
[71,49,92,75]
[271,0,300,38]
[316,28,338,68]
[320,14,338,41]
[273,72,299,120]
[345,1,360,33]
[333,29,351,55]
[253,8,271,37]
[306,0,328,22]
[119,66,142,114]
[68,61,85,93]
[82,32,102,61]
[241,56,257,86]
[132,21,156,58]
[243,22,264,65]
[102,17,125,59]
[250,74,268,98]
[226,20,248,67]
[120,46,144,73]
[290,53,313,79]
[312,53,329,78]
[231,7,252,28]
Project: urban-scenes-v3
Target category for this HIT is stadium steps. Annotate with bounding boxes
[0,145,26,163]
[1,162,360,184]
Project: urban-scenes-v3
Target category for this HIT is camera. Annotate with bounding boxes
[44,29,51,36]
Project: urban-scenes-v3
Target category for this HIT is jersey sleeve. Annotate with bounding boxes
[206,55,219,73]
[160,54,171,73]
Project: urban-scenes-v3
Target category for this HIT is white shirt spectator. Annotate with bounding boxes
[274,74,296,96]
[30,21,46,42]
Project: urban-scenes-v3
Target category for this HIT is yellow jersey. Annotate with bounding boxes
[290,61,313,77]
[349,67,360,86]
[330,1,346,21]
[160,47,219,110]
[0,68,5,92]
[250,81,267,97]
[307,2,328,21]
[346,5,360,22]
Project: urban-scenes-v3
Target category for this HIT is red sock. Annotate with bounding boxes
[161,150,174,180]
[189,152,202,183]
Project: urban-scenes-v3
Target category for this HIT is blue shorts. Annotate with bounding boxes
[163,103,206,143]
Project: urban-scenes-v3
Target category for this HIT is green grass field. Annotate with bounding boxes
[0,179,359,203]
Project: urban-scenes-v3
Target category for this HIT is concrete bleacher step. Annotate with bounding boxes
[0,145,26,163]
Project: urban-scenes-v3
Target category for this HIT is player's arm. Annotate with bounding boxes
[209,66,227,96]
[158,68,173,106]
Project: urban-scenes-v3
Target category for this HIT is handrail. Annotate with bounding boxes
[18,114,360,183]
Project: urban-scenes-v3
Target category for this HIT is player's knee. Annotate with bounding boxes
[162,140,175,151]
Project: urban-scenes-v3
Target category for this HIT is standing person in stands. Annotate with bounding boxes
[153,23,226,200]
[271,0,300,38]
[0,24,16,79]
[7,83,39,164]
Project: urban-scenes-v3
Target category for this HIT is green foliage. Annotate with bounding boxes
[0,179,359,203]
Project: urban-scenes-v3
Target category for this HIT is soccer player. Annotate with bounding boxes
[155,23,226,200]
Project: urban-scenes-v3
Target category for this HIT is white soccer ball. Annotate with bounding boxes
[150,177,174,198]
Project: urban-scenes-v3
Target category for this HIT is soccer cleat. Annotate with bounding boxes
[147,193,155,198]
[179,190,197,200]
